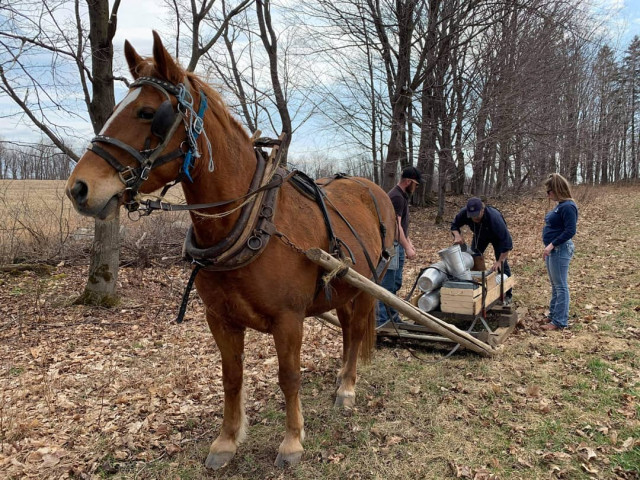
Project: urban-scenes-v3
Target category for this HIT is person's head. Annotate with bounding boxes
[466,197,484,223]
[400,166,423,194]
[544,173,573,202]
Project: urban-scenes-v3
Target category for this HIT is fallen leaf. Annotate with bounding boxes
[621,437,635,450]
[166,444,181,456]
[526,385,541,398]
[113,450,128,460]
[578,446,597,462]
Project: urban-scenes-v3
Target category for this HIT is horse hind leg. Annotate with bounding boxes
[334,294,376,408]
[272,314,305,467]
[204,316,248,470]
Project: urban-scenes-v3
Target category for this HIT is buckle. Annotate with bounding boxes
[140,165,151,181]
[119,167,137,186]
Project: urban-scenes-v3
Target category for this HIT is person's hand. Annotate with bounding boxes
[452,231,464,245]
[543,243,554,260]
[405,245,416,259]
[491,261,501,272]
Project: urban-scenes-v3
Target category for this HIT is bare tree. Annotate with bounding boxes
[0,0,122,305]
[623,36,640,180]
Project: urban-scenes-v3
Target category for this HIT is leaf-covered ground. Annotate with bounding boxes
[0,184,638,479]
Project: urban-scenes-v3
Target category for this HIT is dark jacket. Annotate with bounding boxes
[451,205,513,254]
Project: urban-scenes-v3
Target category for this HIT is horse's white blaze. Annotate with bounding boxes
[99,88,141,134]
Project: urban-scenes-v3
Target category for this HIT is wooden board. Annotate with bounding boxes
[440,276,514,315]
[477,306,519,346]
[440,271,497,299]
[377,305,518,347]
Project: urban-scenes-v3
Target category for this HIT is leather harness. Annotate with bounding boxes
[85,75,392,322]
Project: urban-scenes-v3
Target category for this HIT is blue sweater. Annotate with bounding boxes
[543,200,578,246]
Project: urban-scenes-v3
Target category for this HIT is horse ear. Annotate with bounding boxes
[124,40,144,79]
[152,30,183,85]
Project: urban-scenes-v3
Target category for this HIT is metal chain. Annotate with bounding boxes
[276,232,307,256]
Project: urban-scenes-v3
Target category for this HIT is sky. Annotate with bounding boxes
[1,0,640,160]
[604,0,640,47]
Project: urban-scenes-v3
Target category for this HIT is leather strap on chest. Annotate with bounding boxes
[182,167,284,271]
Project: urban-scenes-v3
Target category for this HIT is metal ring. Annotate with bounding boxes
[127,209,141,222]
[261,205,274,218]
[247,235,263,251]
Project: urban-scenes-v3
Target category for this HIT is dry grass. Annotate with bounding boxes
[0,183,638,479]
[0,180,189,266]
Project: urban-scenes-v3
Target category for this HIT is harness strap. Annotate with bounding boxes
[322,193,379,283]
[290,171,345,260]
[139,169,293,213]
[87,143,131,175]
[326,174,388,250]
[317,174,393,285]
[175,263,202,324]
[182,92,209,181]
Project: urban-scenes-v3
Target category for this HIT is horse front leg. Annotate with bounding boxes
[272,315,305,467]
[204,313,247,470]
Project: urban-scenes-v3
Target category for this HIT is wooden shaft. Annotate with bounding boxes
[305,248,496,357]
[315,311,341,328]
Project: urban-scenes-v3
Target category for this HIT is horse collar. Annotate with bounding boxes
[182,147,285,271]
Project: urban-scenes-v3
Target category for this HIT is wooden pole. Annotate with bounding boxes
[315,311,341,328]
[305,248,496,357]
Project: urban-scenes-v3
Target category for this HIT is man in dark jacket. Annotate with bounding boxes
[451,197,513,303]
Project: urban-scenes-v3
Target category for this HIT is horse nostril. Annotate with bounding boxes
[69,180,89,205]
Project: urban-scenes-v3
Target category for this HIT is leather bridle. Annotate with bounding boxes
[87,76,207,212]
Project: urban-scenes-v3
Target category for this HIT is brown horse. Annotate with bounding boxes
[66,32,396,469]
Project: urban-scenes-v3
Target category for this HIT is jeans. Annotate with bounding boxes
[545,240,574,328]
[376,244,405,326]
[472,237,512,299]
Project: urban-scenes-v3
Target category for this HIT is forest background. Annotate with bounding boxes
[0,1,639,478]
[2,0,640,207]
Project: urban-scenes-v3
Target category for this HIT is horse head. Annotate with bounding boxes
[66,31,219,220]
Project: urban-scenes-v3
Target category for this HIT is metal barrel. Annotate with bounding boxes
[438,244,472,280]
[418,289,441,312]
[417,261,448,292]
[496,273,509,284]
[461,251,474,270]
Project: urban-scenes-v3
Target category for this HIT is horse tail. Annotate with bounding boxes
[358,294,377,364]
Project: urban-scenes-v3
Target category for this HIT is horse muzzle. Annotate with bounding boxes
[66,178,122,220]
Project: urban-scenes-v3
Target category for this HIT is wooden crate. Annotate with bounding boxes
[440,272,514,316]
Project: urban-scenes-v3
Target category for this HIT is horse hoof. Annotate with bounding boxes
[274,451,303,468]
[205,451,235,470]
[334,394,355,408]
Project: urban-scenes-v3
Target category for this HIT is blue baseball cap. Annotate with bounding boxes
[466,197,484,218]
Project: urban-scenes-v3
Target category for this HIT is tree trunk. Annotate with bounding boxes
[79,0,120,306]
[417,81,437,205]
[383,98,409,191]
[74,215,120,306]
[257,0,292,166]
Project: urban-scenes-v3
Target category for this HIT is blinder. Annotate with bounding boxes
[151,100,179,141]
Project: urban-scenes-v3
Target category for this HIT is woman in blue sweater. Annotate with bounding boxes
[541,173,578,330]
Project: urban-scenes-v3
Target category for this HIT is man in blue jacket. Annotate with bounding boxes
[451,197,513,303]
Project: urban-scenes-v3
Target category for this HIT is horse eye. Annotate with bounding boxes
[138,107,155,121]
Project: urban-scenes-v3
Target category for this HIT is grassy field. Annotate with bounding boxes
[0,179,188,265]
[0,182,638,479]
